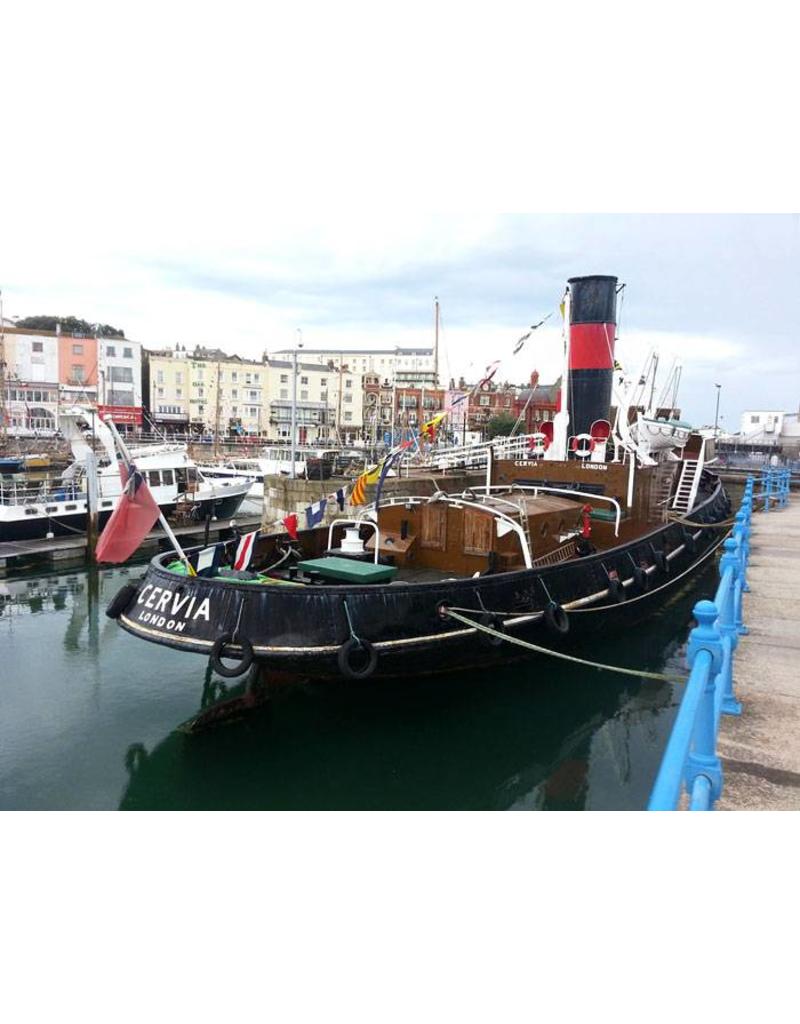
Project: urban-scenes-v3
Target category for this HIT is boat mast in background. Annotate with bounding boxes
[0,289,6,443]
[434,296,440,387]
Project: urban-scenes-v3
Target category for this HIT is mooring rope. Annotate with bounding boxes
[666,514,737,529]
[441,607,686,683]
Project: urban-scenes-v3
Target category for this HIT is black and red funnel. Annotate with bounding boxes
[566,275,619,438]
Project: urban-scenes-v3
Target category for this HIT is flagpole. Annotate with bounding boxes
[103,415,195,574]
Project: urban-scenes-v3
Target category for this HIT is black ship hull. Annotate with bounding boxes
[116,475,731,680]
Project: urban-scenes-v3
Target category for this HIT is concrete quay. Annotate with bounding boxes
[717,499,800,810]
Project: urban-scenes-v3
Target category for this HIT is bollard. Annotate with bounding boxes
[684,600,724,806]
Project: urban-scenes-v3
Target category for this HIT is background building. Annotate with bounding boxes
[270,347,437,388]
[0,327,61,434]
[97,337,143,426]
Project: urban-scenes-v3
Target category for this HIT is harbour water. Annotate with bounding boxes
[0,555,721,811]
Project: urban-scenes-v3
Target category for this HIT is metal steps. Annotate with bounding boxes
[672,459,700,513]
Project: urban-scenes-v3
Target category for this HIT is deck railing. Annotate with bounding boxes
[759,467,791,512]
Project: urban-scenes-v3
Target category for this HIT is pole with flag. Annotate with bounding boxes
[97,416,195,573]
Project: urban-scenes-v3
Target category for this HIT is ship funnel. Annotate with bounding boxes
[566,275,619,438]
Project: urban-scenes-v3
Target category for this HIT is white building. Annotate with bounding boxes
[97,337,143,426]
[1,329,60,434]
[736,409,800,454]
[264,359,363,445]
[269,347,437,387]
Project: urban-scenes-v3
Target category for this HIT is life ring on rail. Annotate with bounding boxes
[528,433,547,459]
[210,633,255,679]
[337,637,378,680]
[571,434,595,459]
[607,578,626,603]
[106,583,138,620]
[544,601,569,635]
[478,612,506,647]
[633,567,650,593]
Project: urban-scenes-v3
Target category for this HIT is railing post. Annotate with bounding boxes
[684,600,724,807]
[717,540,743,716]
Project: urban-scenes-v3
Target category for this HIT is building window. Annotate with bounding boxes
[280,389,288,400]
[176,389,182,398]
[254,373,260,382]
[232,390,238,399]
[32,341,43,353]
[300,390,308,401]
[750,415,760,424]
[321,378,327,387]
[157,371,164,384]
[72,344,83,355]
[320,390,328,402]
[280,374,288,384]
[232,372,238,382]
[71,365,85,382]
[176,372,183,384]
[344,393,353,403]
[345,379,352,389]
[480,395,490,407]
[301,376,309,385]
[123,347,132,358]
[157,388,165,397]
[344,411,352,422]
[106,345,116,357]
[109,366,133,384]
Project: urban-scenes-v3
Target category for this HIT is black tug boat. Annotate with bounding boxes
[109,276,730,681]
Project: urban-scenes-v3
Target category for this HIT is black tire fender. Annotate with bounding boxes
[106,582,138,620]
[654,550,669,574]
[337,637,378,680]
[210,634,255,679]
[607,578,625,603]
[478,612,506,647]
[544,601,569,635]
[682,528,697,554]
[633,567,650,593]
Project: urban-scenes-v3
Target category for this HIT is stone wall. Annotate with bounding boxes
[261,471,486,529]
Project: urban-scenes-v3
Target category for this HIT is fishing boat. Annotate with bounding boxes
[0,407,253,542]
[109,276,731,681]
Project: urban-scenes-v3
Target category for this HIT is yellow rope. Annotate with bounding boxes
[442,608,686,684]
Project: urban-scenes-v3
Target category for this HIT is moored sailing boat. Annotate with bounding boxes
[109,276,731,681]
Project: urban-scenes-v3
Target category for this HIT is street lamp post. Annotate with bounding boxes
[713,383,722,438]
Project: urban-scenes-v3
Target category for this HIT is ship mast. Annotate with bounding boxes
[433,296,439,387]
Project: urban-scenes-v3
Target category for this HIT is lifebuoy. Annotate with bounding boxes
[528,433,547,459]
[633,567,650,593]
[571,434,595,459]
[478,612,506,647]
[210,633,255,679]
[337,637,378,679]
[544,601,569,635]
[106,582,138,620]
[607,578,625,603]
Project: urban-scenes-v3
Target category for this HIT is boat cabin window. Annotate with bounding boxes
[421,504,447,550]
[463,508,493,556]
[162,469,174,486]
[148,471,162,487]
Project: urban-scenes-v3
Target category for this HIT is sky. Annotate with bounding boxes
[2,4,798,434]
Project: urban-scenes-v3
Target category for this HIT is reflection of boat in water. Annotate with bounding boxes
[117,551,715,811]
[113,276,731,683]
[0,408,252,542]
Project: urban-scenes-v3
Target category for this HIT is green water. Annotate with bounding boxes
[0,560,720,810]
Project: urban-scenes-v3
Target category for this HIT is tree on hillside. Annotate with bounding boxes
[486,412,517,438]
[14,315,125,338]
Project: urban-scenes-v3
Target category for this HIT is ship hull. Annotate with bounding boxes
[116,477,731,680]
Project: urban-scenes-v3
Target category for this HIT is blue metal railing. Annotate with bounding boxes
[647,471,782,810]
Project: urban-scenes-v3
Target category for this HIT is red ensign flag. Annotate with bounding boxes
[95,463,161,564]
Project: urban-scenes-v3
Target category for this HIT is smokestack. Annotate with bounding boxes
[566,275,618,438]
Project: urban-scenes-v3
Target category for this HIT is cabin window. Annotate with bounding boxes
[464,508,492,556]
[148,471,162,487]
[64,504,77,511]
[45,506,57,513]
[102,501,113,507]
[421,504,447,550]
[162,469,174,486]
[25,508,39,515]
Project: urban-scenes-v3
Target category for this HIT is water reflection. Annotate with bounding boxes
[0,560,717,811]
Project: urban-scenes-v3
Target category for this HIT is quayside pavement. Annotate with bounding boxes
[717,499,800,810]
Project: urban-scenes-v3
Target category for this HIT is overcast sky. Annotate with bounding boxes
[2,5,797,433]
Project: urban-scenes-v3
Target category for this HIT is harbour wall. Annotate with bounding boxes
[261,471,485,529]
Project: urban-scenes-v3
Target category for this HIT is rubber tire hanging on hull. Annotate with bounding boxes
[210,634,255,679]
[106,583,138,620]
[633,567,650,593]
[607,578,625,603]
[544,601,569,636]
[478,613,506,647]
[337,638,378,680]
